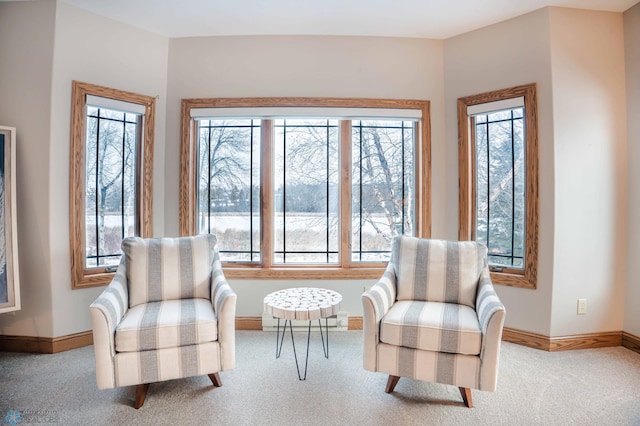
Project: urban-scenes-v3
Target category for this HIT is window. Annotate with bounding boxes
[70,81,155,289]
[458,84,538,289]
[180,98,430,279]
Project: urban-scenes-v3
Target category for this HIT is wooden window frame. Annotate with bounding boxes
[69,81,155,289]
[180,97,431,279]
[458,83,538,289]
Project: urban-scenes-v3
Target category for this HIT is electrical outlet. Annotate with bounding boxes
[577,298,587,315]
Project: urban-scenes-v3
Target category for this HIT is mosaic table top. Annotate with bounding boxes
[264,287,342,321]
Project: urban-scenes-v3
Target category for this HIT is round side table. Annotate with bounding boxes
[264,287,342,380]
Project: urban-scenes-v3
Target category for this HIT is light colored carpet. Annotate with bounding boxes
[1,330,639,425]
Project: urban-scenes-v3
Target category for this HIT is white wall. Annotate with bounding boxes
[624,2,640,338]
[165,35,445,317]
[443,9,555,335]
[0,0,57,338]
[548,8,627,336]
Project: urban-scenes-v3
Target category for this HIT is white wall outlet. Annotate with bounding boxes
[577,298,587,315]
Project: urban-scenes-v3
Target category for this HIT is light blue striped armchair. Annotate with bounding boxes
[362,236,505,408]
[90,234,236,408]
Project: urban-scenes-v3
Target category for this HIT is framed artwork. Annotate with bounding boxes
[0,126,19,314]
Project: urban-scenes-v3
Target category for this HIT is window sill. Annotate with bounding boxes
[72,272,114,289]
[222,266,385,280]
[491,270,536,289]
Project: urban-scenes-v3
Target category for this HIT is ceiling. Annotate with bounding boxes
[59,0,638,39]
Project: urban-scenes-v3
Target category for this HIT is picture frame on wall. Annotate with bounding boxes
[0,126,20,314]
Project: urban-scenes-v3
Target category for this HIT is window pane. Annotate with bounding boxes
[197,120,261,262]
[475,108,525,268]
[274,119,339,264]
[351,120,415,262]
[85,107,138,268]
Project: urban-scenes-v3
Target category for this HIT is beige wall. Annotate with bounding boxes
[0,1,169,337]
[444,7,629,337]
[548,8,627,336]
[0,0,57,337]
[46,2,169,337]
[624,2,640,337]
[0,1,637,339]
[165,35,446,317]
[444,9,555,335]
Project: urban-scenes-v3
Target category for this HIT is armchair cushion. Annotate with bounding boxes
[393,236,487,308]
[122,234,217,308]
[115,299,217,352]
[379,301,482,355]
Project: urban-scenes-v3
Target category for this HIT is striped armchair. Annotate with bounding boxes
[362,236,505,408]
[90,234,236,409]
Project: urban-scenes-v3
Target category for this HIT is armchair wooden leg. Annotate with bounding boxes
[459,387,473,408]
[385,375,400,393]
[134,383,149,409]
[208,372,223,387]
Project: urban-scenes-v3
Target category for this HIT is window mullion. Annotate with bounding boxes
[95,111,101,267]
[485,119,491,252]
[250,120,255,261]
[207,125,212,234]
[418,109,430,238]
[359,123,364,260]
[401,121,406,234]
[121,117,126,243]
[469,119,477,241]
[261,119,274,267]
[339,121,352,267]
[325,120,330,263]
[135,114,143,238]
[510,111,516,267]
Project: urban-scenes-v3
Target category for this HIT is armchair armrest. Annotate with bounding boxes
[362,263,396,323]
[211,250,237,371]
[89,260,129,389]
[475,267,506,391]
[361,263,397,371]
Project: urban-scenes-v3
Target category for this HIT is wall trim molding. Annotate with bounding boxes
[2,321,638,356]
[502,327,550,350]
[622,331,640,354]
[344,318,640,354]
[503,327,629,352]
[236,316,263,330]
[0,330,93,354]
[348,316,363,330]
[548,331,622,351]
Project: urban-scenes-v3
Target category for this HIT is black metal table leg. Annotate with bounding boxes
[274,316,332,380]
[287,319,312,380]
[276,318,288,358]
[318,317,330,358]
